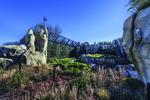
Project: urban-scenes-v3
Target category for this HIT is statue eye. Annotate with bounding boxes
[134,28,142,44]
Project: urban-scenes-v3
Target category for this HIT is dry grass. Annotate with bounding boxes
[0,65,146,100]
[22,66,126,100]
[0,68,17,82]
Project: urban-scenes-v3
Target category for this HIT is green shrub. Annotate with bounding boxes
[0,82,10,95]
[9,71,30,88]
[70,77,90,91]
[48,58,91,74]
[87,54,104,58]
[121,78,145,90]
[48,58,74,65]
[63,62,90,73]
[0,67,5,76]
[95,88,110,100]
[41,96,55,100]
[28,66,51,82]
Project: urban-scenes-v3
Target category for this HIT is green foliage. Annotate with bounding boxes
[0,67,5,76]
[96,88,110,100]
[48,58,74,66]
[0,82,10,95]
[87,54,104,58]
[128,0,150,11]
[41,96,55,100]
[64,62,90,73]
[70,77,90,91]
[9,71,30,88]
[33,72,42,82]
[121,78,145,90]
[48,58,91,74]
[29,66,52,82]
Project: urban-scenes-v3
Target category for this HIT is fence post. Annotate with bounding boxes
[53,65,57,81]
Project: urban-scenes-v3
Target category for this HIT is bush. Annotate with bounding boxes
[48,58,91,74]
[41,95,55,100]
[9,71,30,88]
[63,62,90,73]
[0,67,5,76]
[87,54,104,58]
[70,77,90,91]
[121,78,145,90]
[95,88,110,100]
[47,58,75,65]
[0,82,10,95]
[25,65,53,82]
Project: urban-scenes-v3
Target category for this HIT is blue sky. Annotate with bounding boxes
[0,0,130,45]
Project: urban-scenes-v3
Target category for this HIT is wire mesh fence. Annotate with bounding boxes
[47,42,74,58]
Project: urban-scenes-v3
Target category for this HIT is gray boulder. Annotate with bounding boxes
[24,51,47,65]
[0,24,48,66]
[20,29,35,52]
[122,6,150,84]
[0,58,13,69]
[34,24,48,52]
[24,29,35,52]
[0,45,26,58]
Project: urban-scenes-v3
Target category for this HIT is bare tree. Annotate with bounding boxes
[48,25,62,35]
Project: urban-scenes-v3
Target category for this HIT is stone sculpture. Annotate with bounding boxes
[0,24,48,68]
[34,24,48,58]
[122,6,150,88]
[24,29,35,52]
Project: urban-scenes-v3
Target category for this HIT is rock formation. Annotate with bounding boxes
[24,29,35,52]
[122,6,150,85]
[0,24,48,68]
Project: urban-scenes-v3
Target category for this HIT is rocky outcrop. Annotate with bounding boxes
[34,25,48,52]
[122,6,150,84]
[0,58,13,69]
[0,24,48,68]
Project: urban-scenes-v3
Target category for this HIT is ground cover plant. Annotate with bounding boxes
[48,58,91,74]
[86,54,104,58]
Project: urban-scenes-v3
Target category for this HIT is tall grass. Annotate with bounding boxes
[0,65,146,100]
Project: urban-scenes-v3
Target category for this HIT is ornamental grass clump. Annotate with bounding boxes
[9,71,30,88]
[95,88,110,100]
[92,67,124,88]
